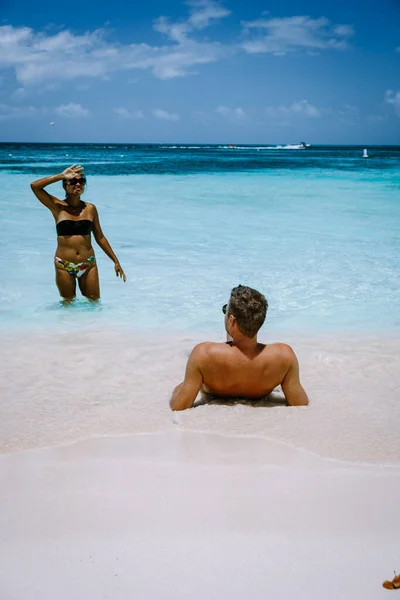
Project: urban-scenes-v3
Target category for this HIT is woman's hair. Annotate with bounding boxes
[228,284,268,338]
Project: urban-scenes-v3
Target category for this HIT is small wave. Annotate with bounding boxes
[277,144,307,150]
[224,146,279,150]
[218,145,308,150]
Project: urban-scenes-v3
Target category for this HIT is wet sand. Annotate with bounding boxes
[1,329,399,463]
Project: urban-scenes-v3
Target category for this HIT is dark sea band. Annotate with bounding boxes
[2,143,399,176]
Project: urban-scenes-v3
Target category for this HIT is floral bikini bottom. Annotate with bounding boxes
[54,255,96,279]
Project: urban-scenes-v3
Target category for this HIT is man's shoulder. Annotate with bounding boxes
[265,342,296,362]
[191,341,297,366]
[193,342,230,353]
[191,341,228,356]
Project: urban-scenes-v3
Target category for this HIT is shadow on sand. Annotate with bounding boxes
[194,389,288,408]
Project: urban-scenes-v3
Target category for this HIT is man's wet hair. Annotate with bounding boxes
[228,285,268,338]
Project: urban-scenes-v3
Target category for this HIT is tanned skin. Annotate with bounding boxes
[170,303,309,411]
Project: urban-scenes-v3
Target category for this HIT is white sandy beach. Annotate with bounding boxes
[1,328,400,599]
[1,432,399,600]
[1,328,399,462]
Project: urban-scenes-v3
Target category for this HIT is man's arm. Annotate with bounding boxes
[281,347,309,406]
[170,345,204,411]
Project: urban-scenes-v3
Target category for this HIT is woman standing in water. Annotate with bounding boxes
[31,164,126,302]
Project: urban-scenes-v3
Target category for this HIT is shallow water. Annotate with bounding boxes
[1,144,399,333]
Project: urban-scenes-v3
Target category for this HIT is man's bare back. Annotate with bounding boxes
[199,341,297,398]
[170,285,309,411]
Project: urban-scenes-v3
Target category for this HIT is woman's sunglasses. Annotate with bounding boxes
[68,177,86,185]
[222,304,227,314]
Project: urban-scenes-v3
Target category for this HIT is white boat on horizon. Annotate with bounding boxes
[275,142,311,150]
[363,148,369,158]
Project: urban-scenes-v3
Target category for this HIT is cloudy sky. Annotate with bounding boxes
[1,0,399,143]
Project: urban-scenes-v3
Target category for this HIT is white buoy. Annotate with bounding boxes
[363,148,368,158]
[50,121,55,127]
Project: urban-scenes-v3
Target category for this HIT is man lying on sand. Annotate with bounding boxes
[170,285,309,411]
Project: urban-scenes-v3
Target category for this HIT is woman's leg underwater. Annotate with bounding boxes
[55,264,76,303]
[78,263,100,301]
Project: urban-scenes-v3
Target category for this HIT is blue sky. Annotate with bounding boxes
[0,0,399,143]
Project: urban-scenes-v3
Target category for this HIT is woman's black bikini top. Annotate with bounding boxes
[56,219,93,236]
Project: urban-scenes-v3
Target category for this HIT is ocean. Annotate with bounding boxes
[1,143,399,461]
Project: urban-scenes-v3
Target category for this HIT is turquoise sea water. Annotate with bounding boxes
[1,143,399,333]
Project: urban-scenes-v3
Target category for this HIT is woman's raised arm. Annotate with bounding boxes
[30,164,84,212]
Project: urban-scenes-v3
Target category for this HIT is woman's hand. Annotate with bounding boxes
[114,262,127,282]
[62,164,84,180]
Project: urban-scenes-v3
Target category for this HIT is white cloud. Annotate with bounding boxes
[187,0,231,30]
[385,90,400,115]
[263,101,363,125]
[0,25,32,49]
[265,100,323,118]
[54,102,90,117]
[0,103,46,120]
[216,105,246,118]
[154,0,231,43]
[10,83,59,101]
[113,107,144,119]
[216,105,231,116]
[241,15,354,55]
[333,25,353,37]
[290,100,321,117]
[11,87,27,101]
[0,3,232,85]
[0,8,352,88]
[153,108,179,121]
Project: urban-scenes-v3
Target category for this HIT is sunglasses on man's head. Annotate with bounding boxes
[68,177,86,185]
[222,304,227,314]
